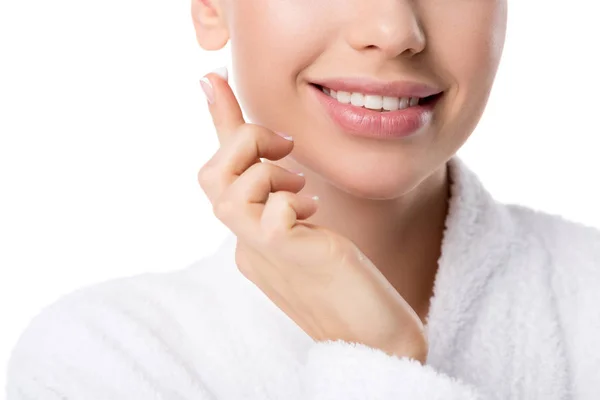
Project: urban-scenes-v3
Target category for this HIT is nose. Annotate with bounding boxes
[345,0,426,59]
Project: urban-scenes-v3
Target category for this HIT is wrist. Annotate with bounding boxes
[385,334,428,364]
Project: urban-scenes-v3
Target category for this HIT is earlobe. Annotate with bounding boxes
[191,0,230,51]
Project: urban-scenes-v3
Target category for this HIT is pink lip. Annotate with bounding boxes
[310,84,443,140]
[310,77,443,98]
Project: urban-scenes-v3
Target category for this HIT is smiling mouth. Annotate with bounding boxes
[310,83,443,112]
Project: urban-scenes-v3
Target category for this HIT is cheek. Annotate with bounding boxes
[456,3,506,91]
[427,0,507,75]
[430,1,507,138]
[227,1,332,129]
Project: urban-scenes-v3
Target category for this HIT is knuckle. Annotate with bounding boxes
[268,190,294,205]
[260,192,293,244]
[239,124,273,152]
[238,123,265,142]
[245,161,272,180]
[197,164,218,187]
[212,196,236,220]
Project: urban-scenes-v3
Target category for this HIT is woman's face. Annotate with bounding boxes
[195,0,508,199]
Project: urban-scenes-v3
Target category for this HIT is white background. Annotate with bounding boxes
[1,0,599,391]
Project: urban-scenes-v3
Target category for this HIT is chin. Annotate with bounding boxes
[323,164,423,201]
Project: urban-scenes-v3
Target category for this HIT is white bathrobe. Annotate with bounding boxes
[6,156,600,399]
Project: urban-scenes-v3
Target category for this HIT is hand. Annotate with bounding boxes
[197,69,428,364]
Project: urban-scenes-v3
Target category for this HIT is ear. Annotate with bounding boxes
[191,0,229,51]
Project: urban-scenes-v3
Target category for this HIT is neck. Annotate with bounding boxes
[267,157,451,323]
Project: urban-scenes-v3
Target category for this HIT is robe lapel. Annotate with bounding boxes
[426,155,570,399]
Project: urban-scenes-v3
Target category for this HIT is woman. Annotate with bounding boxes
[7,0,600,398]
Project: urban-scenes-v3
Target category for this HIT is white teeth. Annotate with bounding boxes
[336,91,351,104]
[399,97,410,109]
[320,86,421,111]
[382,96,400,111]
[350,92,365,107]
[364,95,383,110]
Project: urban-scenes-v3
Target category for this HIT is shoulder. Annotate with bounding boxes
[5,242,234,399]
[502,202,600,297]
[505,203,600,277]
[504,203,600,322]
[503,202,600,339]
[502,204,600,397]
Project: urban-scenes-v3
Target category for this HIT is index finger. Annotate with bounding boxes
[200,67,246,145]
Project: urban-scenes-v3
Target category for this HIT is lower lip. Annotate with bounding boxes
[310,84,442,139]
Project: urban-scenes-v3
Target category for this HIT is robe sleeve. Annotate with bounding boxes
[5,291,219,400]
[6,290,483,400]
[301,339,485,400]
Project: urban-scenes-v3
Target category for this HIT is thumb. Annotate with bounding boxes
[200,67,246,145]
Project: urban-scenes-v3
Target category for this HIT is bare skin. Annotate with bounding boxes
[199,71,430,362]
[193,0,507,330]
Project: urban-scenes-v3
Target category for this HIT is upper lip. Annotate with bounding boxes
[310,77,443,99]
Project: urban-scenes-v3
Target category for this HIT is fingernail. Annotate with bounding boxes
[199,77,215,105]
[275,132,294,141]
[212,66,229,82]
